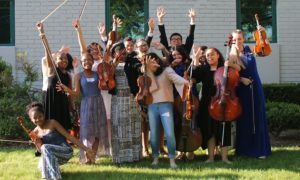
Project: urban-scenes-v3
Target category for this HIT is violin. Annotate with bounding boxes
[136,61,153,105]
[209,34,242,122]
[17,116,42,151]
[108,14,121,45]
[97,15,120,90]
[253,13,272,57]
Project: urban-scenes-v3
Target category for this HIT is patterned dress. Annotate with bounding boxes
[111,62,142,163]
[79,71,109,162]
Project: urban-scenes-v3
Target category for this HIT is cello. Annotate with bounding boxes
[208,34,242,144]
[97,15,120,90]
[176,61,202,153]
[253,13,272,57]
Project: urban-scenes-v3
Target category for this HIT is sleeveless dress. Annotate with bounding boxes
[79,71,109,162]
[235,45,271,158]
[111,62,142,163]
[192,65,231,149]
[44,68,71,130]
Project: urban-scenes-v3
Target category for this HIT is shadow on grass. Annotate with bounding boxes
[62,148,300,180]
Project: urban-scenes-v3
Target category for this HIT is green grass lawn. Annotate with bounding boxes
[0,146,299,180]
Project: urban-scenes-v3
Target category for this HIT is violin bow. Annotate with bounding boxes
[41,0,69,23]
[78,0,88,20]
[39,0,71,83]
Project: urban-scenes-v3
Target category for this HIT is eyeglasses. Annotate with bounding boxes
[171,37,181,41]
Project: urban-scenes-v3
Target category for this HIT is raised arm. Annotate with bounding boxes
[157,6,169,49]
[36,22,55,76]
[151,41,171,65]
[98,22,108,45]
[72,19,88,55]
[145,17,155,47]
[184,8,196,55]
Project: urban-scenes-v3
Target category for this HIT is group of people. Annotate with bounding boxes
[23,6,271,179]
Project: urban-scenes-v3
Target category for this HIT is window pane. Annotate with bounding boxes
[110,0,146,39]
[240,0,273,42]
[0,0,11,44]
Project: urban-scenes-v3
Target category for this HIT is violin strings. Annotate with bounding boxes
[78,0,88,20]
[41,0,69,23]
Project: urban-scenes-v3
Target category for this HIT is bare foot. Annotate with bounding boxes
[152,157,159,166]
[176,152,185,160]
[222,159,232,164]
[205,159,214,163]
[186,152,194,160]
[160,149,168,157]
[143,150,150,157]
[258,156,266,160]
[170,158,177,168]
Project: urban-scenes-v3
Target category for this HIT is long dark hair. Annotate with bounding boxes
[205,47,225,68]
[145,52,166,76]
[171,45,191,66]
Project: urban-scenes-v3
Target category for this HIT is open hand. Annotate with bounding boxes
[157,6,166,23]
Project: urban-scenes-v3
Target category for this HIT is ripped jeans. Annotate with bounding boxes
[148,102,176,158]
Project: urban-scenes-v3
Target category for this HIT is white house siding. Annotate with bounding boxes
[9,0,300,88]
[149,0,236,52]
[277,0,300,82]
[14,0,105,88]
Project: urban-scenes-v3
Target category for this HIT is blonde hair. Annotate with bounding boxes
[232,29,244,37]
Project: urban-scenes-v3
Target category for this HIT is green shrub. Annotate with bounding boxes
[266,101,300,137]
[263,84,300,105]
[0,55,39,140]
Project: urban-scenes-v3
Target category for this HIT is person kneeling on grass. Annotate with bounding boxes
[19,102,95,180]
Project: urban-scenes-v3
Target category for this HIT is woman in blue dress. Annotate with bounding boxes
[232,29,271,158]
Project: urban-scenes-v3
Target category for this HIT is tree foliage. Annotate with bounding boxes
[110,0,146,39]
[240,0,273,41]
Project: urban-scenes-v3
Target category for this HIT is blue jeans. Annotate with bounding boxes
[148,102,176,158]
[38,143,73,179]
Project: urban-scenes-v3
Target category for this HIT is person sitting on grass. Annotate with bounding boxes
[18,102,95,180]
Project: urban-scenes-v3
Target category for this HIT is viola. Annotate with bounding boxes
[175,63,202,153]
[97,60,116,90]
[208,34,242,122]
[253,14,272,57]
[136,62,153,106]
